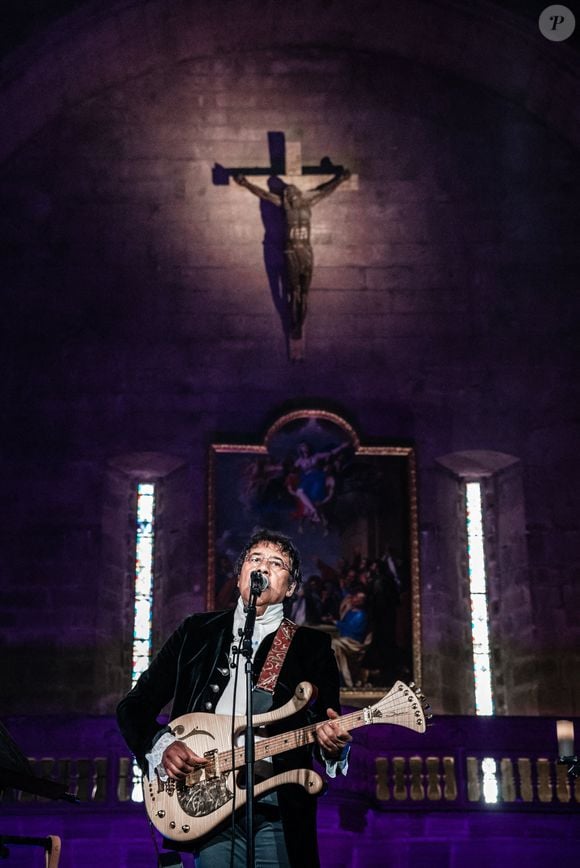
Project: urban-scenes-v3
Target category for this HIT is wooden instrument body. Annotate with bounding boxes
[144,679,427,842]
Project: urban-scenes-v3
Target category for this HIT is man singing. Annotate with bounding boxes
[117,528,351,867]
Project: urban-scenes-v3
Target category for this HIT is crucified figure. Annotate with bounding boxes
[234,169,350,339]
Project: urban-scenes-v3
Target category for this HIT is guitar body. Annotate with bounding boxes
[143,710,324,843]
[143,679,428,843]
[143,681,321,842]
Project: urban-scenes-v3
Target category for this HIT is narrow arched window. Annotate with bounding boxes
[100,454,191,801]
[465,480,493,715]
[132,482,156,686]
[431,451,536,716]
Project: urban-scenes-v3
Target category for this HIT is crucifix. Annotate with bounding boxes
[216,132,358,360]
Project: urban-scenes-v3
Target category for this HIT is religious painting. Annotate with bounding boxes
[208,410,420,699]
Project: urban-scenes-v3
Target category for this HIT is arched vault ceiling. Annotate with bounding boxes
[0,0,579,163]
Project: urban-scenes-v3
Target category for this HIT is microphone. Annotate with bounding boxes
[250,570,269,595]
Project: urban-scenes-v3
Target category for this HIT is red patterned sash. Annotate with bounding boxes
[256,618,299,694]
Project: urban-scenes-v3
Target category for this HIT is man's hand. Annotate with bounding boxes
[162,741,208,779]
[315,708,352,758]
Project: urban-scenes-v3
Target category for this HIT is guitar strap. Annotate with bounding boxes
[255,618,299,694]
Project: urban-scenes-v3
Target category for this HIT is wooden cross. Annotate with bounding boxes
[214,131,358,189]
[215,132,358,360]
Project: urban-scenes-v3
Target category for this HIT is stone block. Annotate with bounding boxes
[313,266,367,291]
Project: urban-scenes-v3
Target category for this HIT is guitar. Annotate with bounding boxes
[144,679,429,842]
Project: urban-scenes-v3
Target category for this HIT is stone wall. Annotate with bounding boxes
[1,0,579,717]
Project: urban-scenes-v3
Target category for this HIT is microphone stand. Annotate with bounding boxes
[239,578,262,868]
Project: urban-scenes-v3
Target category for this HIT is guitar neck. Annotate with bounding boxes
[259,707,367,760]
[222,707,367,773]
[214,681,426,774]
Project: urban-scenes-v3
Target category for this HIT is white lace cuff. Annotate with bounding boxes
[145,732,178,781]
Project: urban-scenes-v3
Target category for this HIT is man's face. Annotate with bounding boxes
[237,540,296,613]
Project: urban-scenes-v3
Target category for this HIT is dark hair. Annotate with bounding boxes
[234,528,302,587]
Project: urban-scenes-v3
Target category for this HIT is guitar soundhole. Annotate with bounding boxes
[177,776,233,817]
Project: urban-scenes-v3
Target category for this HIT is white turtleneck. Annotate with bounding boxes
[216,597,284,717]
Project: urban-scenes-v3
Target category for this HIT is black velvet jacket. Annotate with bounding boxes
[116,610,342,868]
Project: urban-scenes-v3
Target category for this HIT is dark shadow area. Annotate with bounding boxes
[212,132,293,336]
[259,175,292,334]
[212,163,291,335]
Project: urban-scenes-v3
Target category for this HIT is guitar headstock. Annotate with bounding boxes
[367,680,432,733]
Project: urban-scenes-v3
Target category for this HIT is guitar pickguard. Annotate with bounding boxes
[177,775,233,817]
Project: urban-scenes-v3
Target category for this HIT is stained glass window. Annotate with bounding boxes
[465,481,494,716]
[131,482,156,803]
[132,483,156,687]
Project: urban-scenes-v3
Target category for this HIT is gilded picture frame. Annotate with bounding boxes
[208,410,420,701]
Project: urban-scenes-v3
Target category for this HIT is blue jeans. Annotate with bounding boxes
[196,809,290,868]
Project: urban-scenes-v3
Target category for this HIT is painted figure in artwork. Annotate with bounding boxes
[234,170,350,339]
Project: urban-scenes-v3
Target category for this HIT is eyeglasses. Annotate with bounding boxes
[246,552,291,574]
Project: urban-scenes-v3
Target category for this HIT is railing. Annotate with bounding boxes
[332,711,580,813]
[1,714,578,814]
[372,753,579,807]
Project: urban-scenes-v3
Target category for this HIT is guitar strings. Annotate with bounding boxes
[214,688,424,774]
